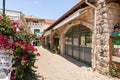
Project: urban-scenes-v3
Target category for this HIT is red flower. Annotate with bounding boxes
[11,76,15,80]
[11,21,19,27]
[0,20,2,23]
[18,56,22,59]
[6,43,13,49]
[0,33,4,40]
[25,60,29,63]
[36,53,40,56]
[21,54,28,59]
[3,37,8,44]
[13,28,16,33]
[24,54,28,59]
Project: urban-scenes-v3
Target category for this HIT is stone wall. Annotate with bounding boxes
[93,0,110,72]
[107,3,120,34]
[94,0,120,72]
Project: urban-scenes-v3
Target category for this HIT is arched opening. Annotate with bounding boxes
[46,36,50,49]
[53,33,60,47]
[65,24,92,66]
[52,32,60,53]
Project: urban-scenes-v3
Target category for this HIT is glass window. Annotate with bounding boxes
[80,36,85,46]
[80,32,86,46]
[68,37,72,45]
[73,38,78,46]
[65,37,69,44]
[34,29,40,36]
[80,32,92,47]
[86,32,92,47]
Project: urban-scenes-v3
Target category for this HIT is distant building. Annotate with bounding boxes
[25,16,55,37]
[0,9,27,27]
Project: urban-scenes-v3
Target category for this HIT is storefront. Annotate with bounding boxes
[42,0,120,72]
[65,24,92,65]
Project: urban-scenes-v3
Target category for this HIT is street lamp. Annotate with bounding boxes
[3,0,5,14]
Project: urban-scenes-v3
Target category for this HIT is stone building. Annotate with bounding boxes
[42,0,120,72]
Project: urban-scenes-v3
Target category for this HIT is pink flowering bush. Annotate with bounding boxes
[0,14,39,80]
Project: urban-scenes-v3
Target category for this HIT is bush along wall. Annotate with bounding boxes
[0,14,40,80]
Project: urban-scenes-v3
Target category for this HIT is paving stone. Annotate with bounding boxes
[35,46,119,80]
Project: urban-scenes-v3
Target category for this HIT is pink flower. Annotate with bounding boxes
[34,48,38,51]
[11,21,19,27]
[0,16,3,19]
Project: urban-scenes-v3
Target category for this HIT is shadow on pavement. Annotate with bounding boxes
[59,54,90,68]
[41,47,91,68]
[37,74,46,80]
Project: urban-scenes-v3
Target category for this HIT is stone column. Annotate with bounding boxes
[41,37,45,47]
[94,0,110,72]
[45,36,47,48]
[50,34,54,50]
[60,34,65,54]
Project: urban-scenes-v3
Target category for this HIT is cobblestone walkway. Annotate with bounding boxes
[35,46,119,80]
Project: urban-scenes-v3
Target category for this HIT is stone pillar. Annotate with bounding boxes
[60,34,65,54]
[45,36,47,48]
[94,0,110,72]
[41,37,45,47]
[50,34,54,50]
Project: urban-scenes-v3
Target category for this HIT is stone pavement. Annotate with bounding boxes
[35,46,119,80]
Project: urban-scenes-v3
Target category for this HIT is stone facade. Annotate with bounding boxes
[55,7,94,54]
[93,0,120,72]
[42,0,120,73]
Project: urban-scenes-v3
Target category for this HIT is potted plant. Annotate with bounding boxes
[53,45,60,54]
[53,44,58,53]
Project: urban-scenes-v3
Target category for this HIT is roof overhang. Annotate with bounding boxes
[45,0,88,31]
[43,30,51,36]
[53,9,80,30]
[45,0,120,32]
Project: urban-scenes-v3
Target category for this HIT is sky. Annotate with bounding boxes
[0,0,78,20]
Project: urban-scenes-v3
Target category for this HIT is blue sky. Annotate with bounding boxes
[0,0,77,20]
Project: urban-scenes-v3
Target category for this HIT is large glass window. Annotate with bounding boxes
[65,24,92,65]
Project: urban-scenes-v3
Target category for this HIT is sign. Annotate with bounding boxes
[112,37,120,63]
[0,50,12,80]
